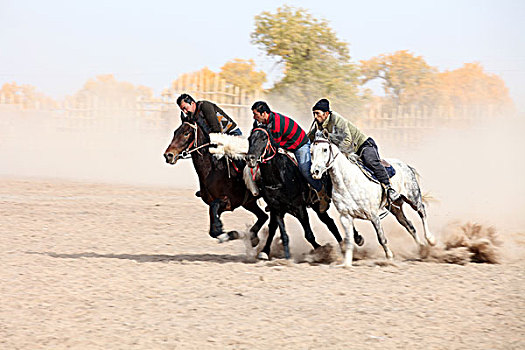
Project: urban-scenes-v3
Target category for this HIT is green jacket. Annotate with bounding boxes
[307,111,368,154]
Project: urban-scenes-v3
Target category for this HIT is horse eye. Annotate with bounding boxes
[323,148,328,153]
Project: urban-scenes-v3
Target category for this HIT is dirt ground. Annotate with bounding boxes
[0,177,523,349]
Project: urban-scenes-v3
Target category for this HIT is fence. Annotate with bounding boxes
[0,87,504,147]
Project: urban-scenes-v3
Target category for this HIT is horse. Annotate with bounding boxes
[310,132,436,267]
[246,127,363,260]
[163,119,268,245]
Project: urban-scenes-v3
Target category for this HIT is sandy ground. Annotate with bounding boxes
[1,178,524,349]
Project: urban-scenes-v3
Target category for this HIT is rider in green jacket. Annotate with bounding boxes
[307,98,401,203]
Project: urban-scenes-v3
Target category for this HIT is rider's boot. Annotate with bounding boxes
[384,184,400,202]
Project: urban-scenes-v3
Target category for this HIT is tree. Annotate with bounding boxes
[219,59,266,93]
[438,62,512,110]
[252,6,361,116]
[70,74,153,109]
[171,67,218,94]
[360,50,440,107]
[0,82,56,109]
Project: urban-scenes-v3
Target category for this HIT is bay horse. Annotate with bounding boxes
[246,127,363,260]
[164,119,268,245]
[310,132,436,267]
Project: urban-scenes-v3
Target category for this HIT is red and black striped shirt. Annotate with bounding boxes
[267,111,308,151]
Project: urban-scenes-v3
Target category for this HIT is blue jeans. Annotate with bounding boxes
[294,140,322,191]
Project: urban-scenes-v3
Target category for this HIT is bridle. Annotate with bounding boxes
[251,128,277,164]
[312,137,339,171]
[248,128,277,180]
[178,121,211,159]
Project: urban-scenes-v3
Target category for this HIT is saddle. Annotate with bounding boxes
[352,156,396,184]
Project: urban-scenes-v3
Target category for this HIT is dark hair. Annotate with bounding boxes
[251,101,271,114]
[176,93,195,107]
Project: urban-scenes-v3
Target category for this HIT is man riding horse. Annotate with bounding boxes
[177,93,243,136]
[251,101,330,212]
[177,93,243,197]
[307,98,401,203]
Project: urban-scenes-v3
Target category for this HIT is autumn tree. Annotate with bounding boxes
[219,59,266,93]
[70,74,153,109]
[170,67,218,95]
[252,6,361,116]
[0,82,56,109]
[438,62,512,110]
[360,50,440,107]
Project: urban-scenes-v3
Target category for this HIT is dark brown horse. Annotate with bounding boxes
[164,119,268,244]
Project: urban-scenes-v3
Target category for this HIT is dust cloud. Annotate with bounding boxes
[1,107,523,262]
[0,110,198,189]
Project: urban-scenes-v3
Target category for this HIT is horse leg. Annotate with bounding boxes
[389,204,424,247]
[404,197,436,246]
[210,198,240,243]
[370,216,394,260]
[260,211,278,259]
[297,206,321,250]
[209,199,225,239]
[275,213,291,260]
[339,213,355,267]
[312,203,342,243]
[242,199,269,247]
[415,202,436,246]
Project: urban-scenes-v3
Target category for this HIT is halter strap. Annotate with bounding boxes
[179,121,210,159]
[312,138,339,169]
[252,127,277,164]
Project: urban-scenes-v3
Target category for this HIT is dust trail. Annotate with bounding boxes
[0,110,197,188]
[420,222,502,264]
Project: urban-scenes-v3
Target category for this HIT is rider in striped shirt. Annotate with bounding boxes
[251,101,330,212]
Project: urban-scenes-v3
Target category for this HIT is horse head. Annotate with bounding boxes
[163,121,198,165]
[246,127,276,168]
[311,132,339,179]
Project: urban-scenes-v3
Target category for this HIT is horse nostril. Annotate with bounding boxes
[164,153,174,162]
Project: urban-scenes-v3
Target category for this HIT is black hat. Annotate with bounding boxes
[312,98,330,112]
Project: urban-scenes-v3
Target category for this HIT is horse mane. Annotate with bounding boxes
[314,127,354,155]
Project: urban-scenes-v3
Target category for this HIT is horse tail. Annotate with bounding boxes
[407,164,439,205]
[421,192,439,205]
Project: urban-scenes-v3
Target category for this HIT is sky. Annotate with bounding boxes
[1,0,524,111]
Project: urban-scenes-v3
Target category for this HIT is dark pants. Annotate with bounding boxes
[357,137,390,186]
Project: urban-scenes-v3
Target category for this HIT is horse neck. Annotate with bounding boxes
[261,154,299,187]
[329,151,364,190]
[190,126,213,179]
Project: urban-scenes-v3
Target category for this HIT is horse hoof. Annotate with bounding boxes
[426,235,437,246]
[257,252,269,260]
[227,231,240,241]
[216,233,229,243]
[251,235,260,247]
[332,263,352,268]
[354,234,365,247]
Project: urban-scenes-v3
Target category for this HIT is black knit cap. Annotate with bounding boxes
[312,98,330,112]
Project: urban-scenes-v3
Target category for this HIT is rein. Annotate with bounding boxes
[252,128,277,164]
[178,121,211,159]
[249,128,278,180]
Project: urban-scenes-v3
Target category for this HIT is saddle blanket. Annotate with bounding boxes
[355,158,396,183]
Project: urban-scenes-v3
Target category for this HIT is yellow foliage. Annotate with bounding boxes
[219,59,266,93]
[0,82,56,109]
[438,63,512,108]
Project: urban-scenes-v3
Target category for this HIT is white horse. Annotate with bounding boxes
[310,133,436,267]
